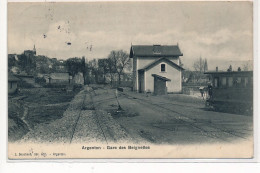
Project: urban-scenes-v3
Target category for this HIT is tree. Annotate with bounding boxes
[84,59,91,84]
[88,59,99,83]
[193,57,208,73]
[65,57,82,77]
[204,59,208,72]
[243,63,249,71]
[106,58,117,85]
[18,53,36,75]
[98,58,110,83]
[192,57,209,83]
[227,65,232,72]
[81,56,87,84]
[8,55,16,70]
[107,50,130,85]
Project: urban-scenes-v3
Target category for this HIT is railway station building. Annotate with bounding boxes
[130,44,184,95]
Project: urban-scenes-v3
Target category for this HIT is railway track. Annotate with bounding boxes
[69,87,127,144]
[120,92,249,142]
[90,89,131,143]
[69,91,88,143]
[69,88,108,144]
[89,91,109,144]
[69,87,250,144]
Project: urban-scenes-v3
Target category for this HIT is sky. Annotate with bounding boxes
[8,1,253,70]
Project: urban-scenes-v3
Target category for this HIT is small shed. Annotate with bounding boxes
[152,74,171,95]
[8,73,20,94]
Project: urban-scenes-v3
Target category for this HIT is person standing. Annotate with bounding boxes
[199,86,205,99]
[208,83,213,99]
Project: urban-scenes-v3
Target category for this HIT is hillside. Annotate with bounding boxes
[8,53,67,76]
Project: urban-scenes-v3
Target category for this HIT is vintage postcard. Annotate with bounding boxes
[7,1,254,159]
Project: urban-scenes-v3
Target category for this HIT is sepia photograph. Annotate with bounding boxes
[7,1,254,159]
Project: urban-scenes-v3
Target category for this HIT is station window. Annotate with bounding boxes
[234,77,242,87]
[214,77,219,87]
[228,77,233,87]
[221,77,227,87]
[237,77,241,84]
[161,64,166,72]
[244,77,248,87]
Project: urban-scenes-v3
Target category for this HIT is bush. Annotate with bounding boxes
[73,84,83,91]
[43,83,83,92]
[35,77,46,84]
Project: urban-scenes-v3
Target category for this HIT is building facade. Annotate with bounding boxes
[49,72,71,84]
[24,45,36,57]
[130,45,184,94]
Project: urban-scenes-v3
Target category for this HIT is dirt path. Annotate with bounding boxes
[91,87,253,144]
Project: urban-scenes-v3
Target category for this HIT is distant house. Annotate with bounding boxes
[49,72,71,84]
[14,73,37,87]
[37,73,50,83]
[73,72,84,85]
[43,75,50,83]
[8,73,20,94]
[130,44,184,94]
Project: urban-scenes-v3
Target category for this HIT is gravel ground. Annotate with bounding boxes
[71,110,105,143]
[20,87,86,144]
[17,85,253,145]
[20,86,131,144]
[91,87,253,144]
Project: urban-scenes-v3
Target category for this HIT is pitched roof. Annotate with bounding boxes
[50,73,70,80]
[130,45,183,58]
[138,57,184,71]
[14,74,34,78]
[152,74,171,81]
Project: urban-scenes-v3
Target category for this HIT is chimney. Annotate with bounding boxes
[153,45,161,54]
[216,67,218,72]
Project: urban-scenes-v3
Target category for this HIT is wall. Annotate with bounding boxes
[145,62,182,93]
[138,71,145,92]
[133,57,137,90]
[133,56,179,91]
[50,79,70,84]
